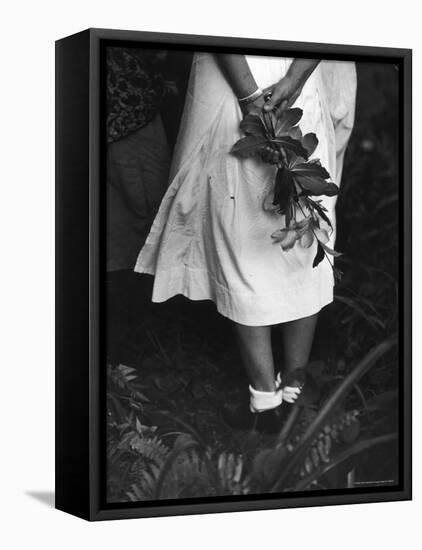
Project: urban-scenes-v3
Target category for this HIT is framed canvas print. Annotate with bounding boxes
[55,28,412,521]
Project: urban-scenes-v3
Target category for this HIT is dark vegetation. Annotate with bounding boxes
[106,62,400,502]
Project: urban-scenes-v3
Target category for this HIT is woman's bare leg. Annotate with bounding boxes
[234,323,275,392]
[281,313,318,374]
[233,313,317,393]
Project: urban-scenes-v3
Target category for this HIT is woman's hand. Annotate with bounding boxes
[263,59,320,118]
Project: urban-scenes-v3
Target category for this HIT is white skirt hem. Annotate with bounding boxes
[135,264,334,326]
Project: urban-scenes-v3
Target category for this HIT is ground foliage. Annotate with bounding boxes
[106,62,400,502]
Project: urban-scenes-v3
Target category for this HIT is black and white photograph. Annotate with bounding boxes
[104,41,406,505]
[3,0,420,544]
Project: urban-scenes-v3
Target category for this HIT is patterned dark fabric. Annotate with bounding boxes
[106,47,168,143]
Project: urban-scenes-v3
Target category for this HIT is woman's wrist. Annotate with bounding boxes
[241,92,266,115]
[238,87,264,104]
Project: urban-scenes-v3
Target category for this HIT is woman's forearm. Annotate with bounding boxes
[217,55,320,116]
[216,54,259,99]
[287,59,320,87]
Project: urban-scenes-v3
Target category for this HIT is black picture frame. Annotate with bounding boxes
[55,28,412,521]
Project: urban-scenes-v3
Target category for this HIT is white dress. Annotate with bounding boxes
[134,53,357,326]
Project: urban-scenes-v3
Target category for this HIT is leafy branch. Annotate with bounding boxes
[231,108,342,277]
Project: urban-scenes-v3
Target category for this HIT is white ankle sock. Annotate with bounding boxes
[276,371,302,403]
[249,384,283,413]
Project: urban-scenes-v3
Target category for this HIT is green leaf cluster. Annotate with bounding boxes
[231,108,342,274]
